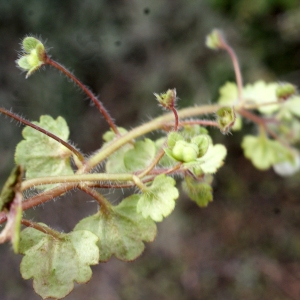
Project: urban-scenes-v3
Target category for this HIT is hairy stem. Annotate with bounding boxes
[21,173,135,191]
[171,107,179,131]
[219,34,243,103]
[79,185,112,212]
[85,104,221,171]
[21,219,62,239]
[0,107,84,162]
[45,57,119,135]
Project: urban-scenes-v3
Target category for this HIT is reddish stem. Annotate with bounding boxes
[45,57,119,135]
[171,107,179,131]
[0,107,84,162]
[21,219,62,239]
[219,34,243,103]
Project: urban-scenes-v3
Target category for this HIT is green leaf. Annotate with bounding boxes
[241,134,293,170]
[194,144,227,173]
[217,82,238,105]
[74,195,157,261]
[105,143,133,173]
[182,175,213,207]
[137,174,179,222]
[124,138,156,172]
[15,115,73,189]
[243,81,280,114]
[102,127,128,142]
[19,227,99,299]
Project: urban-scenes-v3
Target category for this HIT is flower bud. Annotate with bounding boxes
[16,37,46,78]
[191,135,210,157]
[172,140,198,162]
[276,83,296,101]
[216,106,236,134]
[154,89,177,109]
[206,29,224,50]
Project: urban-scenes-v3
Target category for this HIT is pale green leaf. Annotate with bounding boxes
[15,116,74,189]
[19,227,99,299]
[217,82,238,105]
[243,81,280,114]
[195,144,227,173]
[137,174,179,222]
[74,195,157,261]
[242,134,293,170]
[124,138,156,172]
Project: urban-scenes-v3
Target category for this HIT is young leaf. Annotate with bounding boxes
[182,175,213,207]
[15,115,73,189]
[19,227,99,299]
[124,138,156,172]
[137,174,179,222]
[241,134,293,170]
[74,195,157,261]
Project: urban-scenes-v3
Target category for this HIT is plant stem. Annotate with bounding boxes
[238,108,292,149]
[0,107,84,162]
[85,104,221,171]
[219,35,243,103]
[132,175,147,192]
[178,120,220,128]
[138,148,166,179]
[21,173,135,191]
[78,185,112,212]
[171,107,179,131]
[45,57,119,135]
[21,219,62,239]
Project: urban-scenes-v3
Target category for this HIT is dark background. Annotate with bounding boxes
[1,0,300,299]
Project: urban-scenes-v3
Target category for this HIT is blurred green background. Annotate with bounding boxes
[1,0,300,299]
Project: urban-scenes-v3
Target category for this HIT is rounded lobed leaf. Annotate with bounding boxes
[124,138,156,172]
[15,115,74,190]
[74,195,157,261]
[241,134,294,170]
[19,227,99,299]
[137,174,179,222]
